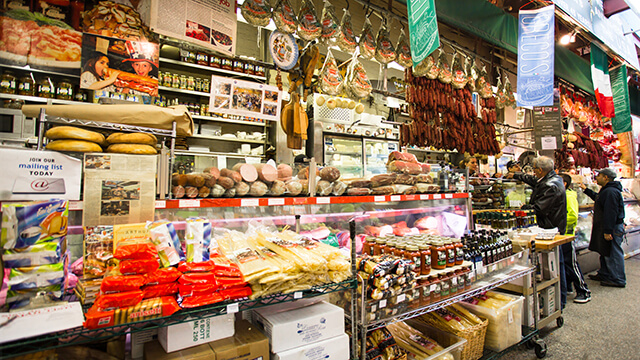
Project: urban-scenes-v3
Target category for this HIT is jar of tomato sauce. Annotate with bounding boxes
[431,240,447,270]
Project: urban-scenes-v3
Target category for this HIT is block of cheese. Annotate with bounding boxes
[107,144,157,154]
[46,139,103,152]
[107,132,158,146]
[45,126,105,144]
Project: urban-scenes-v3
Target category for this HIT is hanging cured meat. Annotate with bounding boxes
[476,64,493,98]
[466,56,477,92]
[319,49,343,95]
[297,0,322,41]
[272,0,297,34]
[504,76,516,107]
[320,1,340,41]
[241,0,271,27]
[495,76,506,109]
[396,29,412,68]
[374,22,396,64]
[345,56,372,99]
[359,17,376,60]
[336,10,357,53]
[437,49,451,84]
[451,53,467,89]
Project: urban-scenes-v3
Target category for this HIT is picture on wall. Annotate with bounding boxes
[209,75,282,121]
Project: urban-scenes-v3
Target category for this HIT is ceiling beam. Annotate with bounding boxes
[603,0,630,17]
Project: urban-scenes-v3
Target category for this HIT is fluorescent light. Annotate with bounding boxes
[560,33,572,45]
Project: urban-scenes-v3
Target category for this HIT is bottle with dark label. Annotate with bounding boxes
[3,0,31,11]
[36,0,70,23]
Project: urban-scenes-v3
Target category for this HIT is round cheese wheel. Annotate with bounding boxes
[107,132,158,146]
[107,144,157,154]
[45,126,105,144]
[46,139,103,153]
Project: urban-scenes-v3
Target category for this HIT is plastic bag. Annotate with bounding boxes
[216,276,246,288]
[142,282,178,299]
[413,52,436,78]
[179,283,219,297]
[185,218,212,263]
[319,49,343,95]
[144,267,182,285]
[178,272,217,285]
[241,0,271,27]
[178,260,215,273]
[505,76,516,107]
[119,259,159,275]
[336,10,357,53]
[7,263,65,291]
[451,53,467,89]
[1,200,68,249]
[84,296,180,329]
[320,1,340,41]
[466,56,477,91]
[272,0,297,34]
[495,76,506,109]
[374,22,396,64]
[344,56,372,99]
[437,50,452,84]
[477,64,493,98]
[93,290,144,311]
[180,292,224,308]
[220,286,252,300]
[113,243,157,260]
[147,220,184,268]
[359,17,376,60]
[101,275,146,293]
[297,0,321,41]
[396,29,412,68]
[210,256,243,277]
[2,240,64,268]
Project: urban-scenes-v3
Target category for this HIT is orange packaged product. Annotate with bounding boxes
[178,272,217,285]
[114,243,158,260]
[119,259,159,275]
[178,260,215,273]
[142,282,179,299]
[180,292,224,308]
[219,286,252,300]
[179,283,219,297]
[93,290,144,311]
[216,276,246,288]
[210,256,243,277]
[101,275,146,293]
[144,267,182,285]
[84,296,181,329]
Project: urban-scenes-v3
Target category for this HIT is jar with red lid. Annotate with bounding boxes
[405,245,421,274]
[431,240,447,270]
[445,239,456,267]
[419,243,431,275]
[453,238,464,265]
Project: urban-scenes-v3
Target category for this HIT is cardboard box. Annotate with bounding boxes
[144,340,215,360]
[542,252,558,280]
[158,314,235,353]
[540,286,556,317]
[272,334,349,360]
[210,320,269,360]
[132,328,158,359]
[252,300,344,353]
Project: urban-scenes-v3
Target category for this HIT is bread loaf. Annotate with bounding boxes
[45,126,105,144]
[186,173,205,187]
[107,144,157,154]
[46,140,103,153]
[319,167,341,182]
[235,182,250,196]
[107,132,157,146]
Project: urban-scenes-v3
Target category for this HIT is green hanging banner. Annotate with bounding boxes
[407,0,440,64]
[610,64,632,134]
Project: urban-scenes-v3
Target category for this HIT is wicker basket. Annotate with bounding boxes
[423,315,489,360]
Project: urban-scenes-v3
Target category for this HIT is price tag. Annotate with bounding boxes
[397,294,406,303]
[508,308,514,324]
[445,193,453,199]
[241,199,259,207]
[316,197,331,204]
[489,264,497,272]
[420,195,429,200]
[226,303,239,314]
[154,200,166,209]
[390,195,401,202]
[433,194,442,199]
[69,201,83,211]
[268,198,285,206]
[379,299,387,308]
[451,277,457,285]
[371,304,377,312]
[294,291,303,299]
[374,196,386,202]
[509,200,523,208]
[179,199,200,208]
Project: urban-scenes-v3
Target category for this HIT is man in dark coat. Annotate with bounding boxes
[580,168,626,287]
[507,156,568,307]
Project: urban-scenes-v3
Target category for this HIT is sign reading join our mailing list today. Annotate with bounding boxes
[517,5,555,107]
[0,148,82,201]
[533,101,562,150]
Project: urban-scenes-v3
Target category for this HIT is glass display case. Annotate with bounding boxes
[323,135,364,178]
[364,139,399,176]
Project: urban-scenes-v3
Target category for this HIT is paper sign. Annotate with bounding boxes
[268,198,285,206]
[294,292,303,299]
[390,195,401,202]
[0,302,84,344]
[179,199,200,208]
[407,0,440,64]
[241,199,260,207]
[397,294,406,303]
[209,75,281,122]
[379,299,387,308]
[374,196,386,202]
[316,197,331,204]
[540,136,557,150]
[155,200,166,209]
[226,303,239,314]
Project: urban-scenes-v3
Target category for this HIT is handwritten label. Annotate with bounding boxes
[241,199,259,207]
[390,195,401,202]
[397,294,406,303]
[154,200,166,209]
[379,299,387,308]
[69,201,83,210]
[445,193,453,199]
[433,194,442,199]
[294,292,303,299]
[268,198,285,206]
[179,199,200,208]
[226,303,239,314]
[374,196,386,202]
[316,197,331,204]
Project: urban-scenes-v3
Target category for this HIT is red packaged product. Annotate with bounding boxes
[93,290,144,311]
[180,293,224,308]
[142,282,179,299]
[145,267,183,285]
[178,261,215,273]
[119,259,159,275]
[210,256,243,277]
[178,272,217,285]
[113,243,158,260]
[178,283,219,298]
[101,275,146,293]
[216,276,246,287]
[84,296,181,329]
[219,286,252,300]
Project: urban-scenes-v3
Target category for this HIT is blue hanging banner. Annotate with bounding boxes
[517,5,555,107]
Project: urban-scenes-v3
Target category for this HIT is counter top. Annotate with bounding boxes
[532,235,575,250]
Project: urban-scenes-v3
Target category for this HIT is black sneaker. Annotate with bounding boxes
[588,273,603,281]
[573,293,591,303]
[601,281,626,288]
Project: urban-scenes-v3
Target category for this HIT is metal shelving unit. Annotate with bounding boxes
[159,57,267,81]
[190,134,266,144]
[0,93,91,105]
[158,85,210,97]
[191,114,266,127]
[0,63,81,78]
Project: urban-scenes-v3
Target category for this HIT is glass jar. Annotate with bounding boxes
[179,75,188,90]
[162,72,172,87]
[210,55,221,68]
[202,79,210,93]
[18,74,35,96]
[0,72,17,94]
[221,58,233,71]
[37,77,55,98]
[449,271,458,295]
[445,239,456,267]
[464,265,474,289]
[255,65,265,77]
[233,60,244,73]
[244,63,255,75]
[195,78,203,92]
[196,52,209,65]
[405,245,421,274]
[56,80,73,100]
[457,269,466,292]
[187,76,195,91]
[372,238,383,256]
[431,240,447,270]
[453,238,464,265]
[431,276,441,303]
[362,237,373,257]
[394,242,405,258]
[378,238,389,255]
[419,243,431,275]
[172,73,180,88]
[419,278,432,306]
[439,273,450,298]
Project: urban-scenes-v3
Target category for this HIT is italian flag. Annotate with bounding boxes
[590,44,616,118]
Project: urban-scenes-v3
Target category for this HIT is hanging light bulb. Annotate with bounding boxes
[560,33,572,45]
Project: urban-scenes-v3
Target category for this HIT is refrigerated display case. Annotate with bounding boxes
[364,138,398,176]
[324,134,364,178]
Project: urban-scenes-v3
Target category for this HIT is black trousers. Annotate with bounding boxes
[561,241,590,296]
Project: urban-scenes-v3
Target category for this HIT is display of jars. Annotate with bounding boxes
[56,80,73,100]
[18,74,35,96]
[37,77,55,98]
[405,245,421,274]
[196,52,209,66]
[1,72,17,94]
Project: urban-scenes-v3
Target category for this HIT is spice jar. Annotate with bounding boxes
[221,58,233,71]
[419,243,431,275]
[431,240,447,270]
[195,78,203,92]
[405,245,421,274]
[453,238,464,265]
[255,65,265,77]
[37,77,55,98]
[0,72,16,94]
[202,78,210,93]
[18,74,35,96]
[56,80,73,100]
[445,239,456,267]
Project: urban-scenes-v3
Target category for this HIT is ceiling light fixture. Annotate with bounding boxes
[560,30,577,45]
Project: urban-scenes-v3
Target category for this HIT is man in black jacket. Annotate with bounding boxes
[579,168,626,287]
[506,156,568,307]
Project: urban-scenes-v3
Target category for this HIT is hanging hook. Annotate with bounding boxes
[345,0,349,11]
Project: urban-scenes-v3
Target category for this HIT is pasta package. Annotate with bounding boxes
[179,283,219,298]
[144,267,182,285]
[2,200,68,249]
[101,275,146,293]
[180,293,224,308]
[219,286,252,300]
[178,272,217,285]
[147,220,184,267]
[84,297,180,329]
[178,260,215,273]
[142,282,179,299]
[185,218,212,263]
